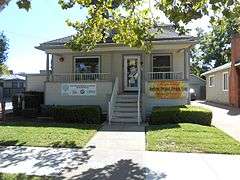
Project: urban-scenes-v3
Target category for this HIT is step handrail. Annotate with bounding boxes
[137,70,141,125]
[108,77,119,124]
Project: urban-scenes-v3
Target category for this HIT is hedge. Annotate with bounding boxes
[150,105,212,126]
[42,105,103,124]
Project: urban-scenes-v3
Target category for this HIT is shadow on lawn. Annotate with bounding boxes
[0,145,96,177]
[0,173,56,180]
[69,159,167,180]
[0,140,27,146]
[148,123,181,131]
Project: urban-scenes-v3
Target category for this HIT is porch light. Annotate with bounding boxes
[59,57,64,62]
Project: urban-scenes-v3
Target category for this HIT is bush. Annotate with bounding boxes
[43,105,103,124]
[150,105,212,126]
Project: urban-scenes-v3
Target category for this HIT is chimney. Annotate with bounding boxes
[229,34,240,108]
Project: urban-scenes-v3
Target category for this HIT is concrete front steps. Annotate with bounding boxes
[111,94,140,123]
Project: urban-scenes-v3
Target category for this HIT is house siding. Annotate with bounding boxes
[205,70,229,104]
[45,81,113,112]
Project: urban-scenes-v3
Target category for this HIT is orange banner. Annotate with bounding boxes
[148,81,187,99]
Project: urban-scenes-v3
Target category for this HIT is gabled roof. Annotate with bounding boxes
[36,25,196,51]
[0,74,26,81]
[201,62,231,76]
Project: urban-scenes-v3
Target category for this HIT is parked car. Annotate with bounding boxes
[190,88,197,101]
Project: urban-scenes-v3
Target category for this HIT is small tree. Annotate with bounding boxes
[0,32,9,74]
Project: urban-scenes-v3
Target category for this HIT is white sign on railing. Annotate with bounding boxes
[61,83,96,96]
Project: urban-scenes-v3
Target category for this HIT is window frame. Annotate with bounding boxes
[151,54,172,72]
[209,75,215,87]
[73,56,101,74]
[222,72,229,91]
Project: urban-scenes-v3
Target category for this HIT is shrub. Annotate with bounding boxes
[150,105,212,126]
[43,105,103,124]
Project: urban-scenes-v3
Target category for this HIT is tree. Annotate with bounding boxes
[1,0,240,52]
[190,18,238,77]
[0,32,9,74]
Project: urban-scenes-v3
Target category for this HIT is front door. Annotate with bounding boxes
[124,55,140,91]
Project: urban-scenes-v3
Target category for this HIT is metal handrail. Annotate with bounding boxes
[108,77,119,125]
[137,70,141,125]
[52,73,111,82]
[147,72,183,80]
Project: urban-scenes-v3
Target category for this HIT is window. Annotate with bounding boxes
[209,75,214,87]
[223,72,229,91]
[152,55,171,72]
[75,56,100,73]
[12,81,18,88]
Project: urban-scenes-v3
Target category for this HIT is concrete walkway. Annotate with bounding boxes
[192,101,240,142]
[86,123,145,151]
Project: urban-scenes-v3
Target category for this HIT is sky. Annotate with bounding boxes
[0,0,210,74]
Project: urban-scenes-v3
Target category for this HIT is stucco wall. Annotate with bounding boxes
[45,81,112,112]
[26,75,47,92]
[205,69,229,104]
[143,81,189,115]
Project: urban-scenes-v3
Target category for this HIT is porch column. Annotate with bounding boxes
[46,53,50,82]
[184,48,190,80]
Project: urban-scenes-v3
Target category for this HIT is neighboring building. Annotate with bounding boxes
[202,35,240,107]
[0,74,26,99]
[189,74,206,99]
[26,70,47,92]
[27,25,196,123]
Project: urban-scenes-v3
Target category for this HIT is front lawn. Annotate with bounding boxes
[147,123,240,154]
[0,173,54,180]
[0,121,100,148]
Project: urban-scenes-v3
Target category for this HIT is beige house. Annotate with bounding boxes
[27,25,196,124]
[202,63,231,105]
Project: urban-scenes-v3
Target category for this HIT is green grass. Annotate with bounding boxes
[147,123,240,154]
[0,173,54,180]
[0,121,100,148]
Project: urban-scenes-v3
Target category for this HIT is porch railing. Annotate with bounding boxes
[147,72,183,81]
[52,73,111,82]
[108,77,119,124]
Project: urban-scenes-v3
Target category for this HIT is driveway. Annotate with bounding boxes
[192,101,240,142]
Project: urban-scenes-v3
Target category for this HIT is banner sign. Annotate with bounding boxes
[148,81,187,99]
[61,83,96,96]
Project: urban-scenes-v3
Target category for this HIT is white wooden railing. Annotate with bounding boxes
[137,71,141,125]
[147,72,183,80]
[52,73,111,82]
[108,77,119,124]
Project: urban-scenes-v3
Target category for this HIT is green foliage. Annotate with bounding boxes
[191,18,238,77]
[6,0,240,52]
[0,32,8,65]
[150,105,212,126]
[47,105,103,124]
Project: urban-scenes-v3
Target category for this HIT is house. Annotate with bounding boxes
[202,35,240,107]
[0,74,26,100]
[27,25,196,123]
[189,74,206,100]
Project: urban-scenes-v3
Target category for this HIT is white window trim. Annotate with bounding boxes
[74,56,101,73]
[209,75,215,87]
[151,54,172,72]
[222,72,229,91]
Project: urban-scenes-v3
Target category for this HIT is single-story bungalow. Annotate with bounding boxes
[27,25,197,124]
[202,35,240,108]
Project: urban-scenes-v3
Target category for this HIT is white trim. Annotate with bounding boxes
[74,56,101,73]
[222,71,229,91]
[123,55,141,91]
[151,54,172,72]
[209,75,215,87]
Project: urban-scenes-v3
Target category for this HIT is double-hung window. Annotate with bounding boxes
[209,75,214,87]
[223,72,229,91]
[152,55,171,72]
[75,56,100,73]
